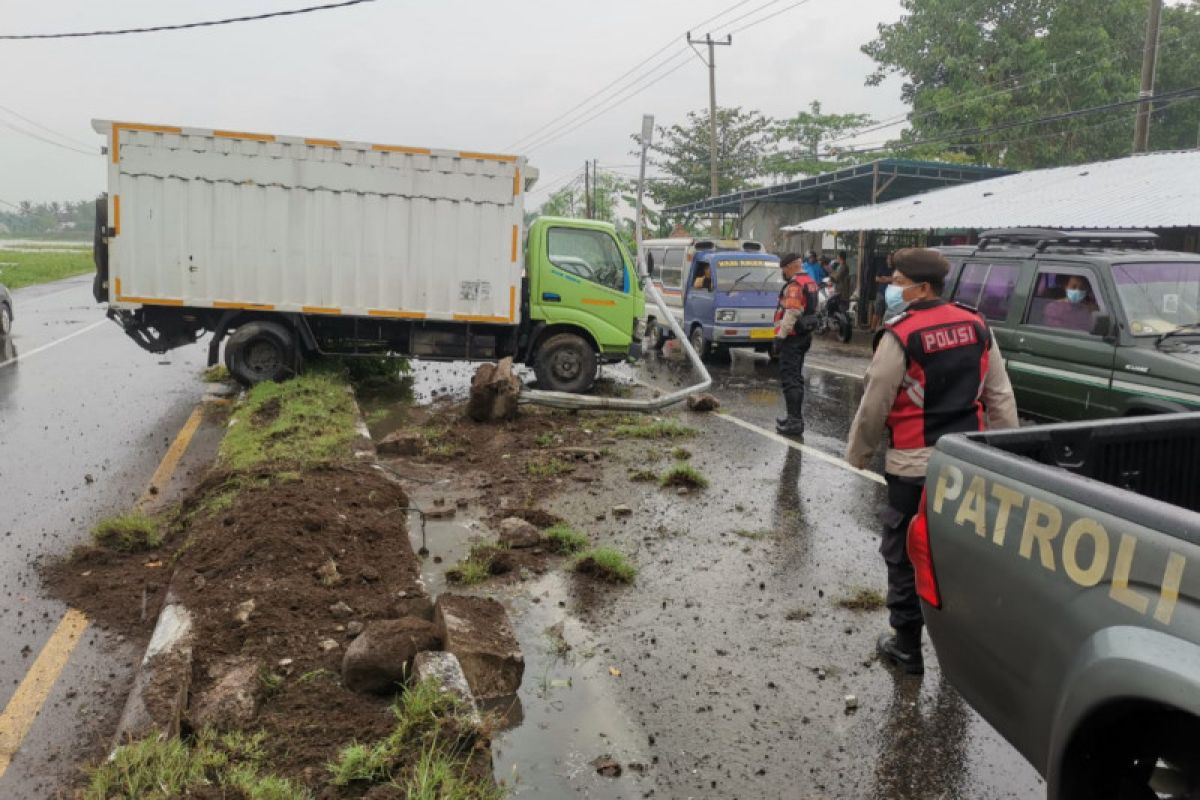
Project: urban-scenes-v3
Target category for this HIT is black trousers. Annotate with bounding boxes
[778,334,811,396]
[881,473,926,630]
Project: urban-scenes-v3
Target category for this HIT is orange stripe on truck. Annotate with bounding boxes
[372,144,432,156]
[368,309,427,319]
[111,122,183,163]
[513,169,521,196]
[453,313,510,323]
[459,151,518,163]
[120,296,185,307]
[302,306,340,315]
[581,298,616,306]
[511,225,519,262]
[214,130,276,142]
[112,195,120,236]
[304,138,340,148]
[509,286,516,321]
[213,301,275,311]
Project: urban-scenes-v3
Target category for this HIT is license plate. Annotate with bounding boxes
[750,328,774,340]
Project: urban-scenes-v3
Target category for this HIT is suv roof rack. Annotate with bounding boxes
[976,228,1159,252]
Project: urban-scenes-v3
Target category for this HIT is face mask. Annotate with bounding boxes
[1066,288,1086,304]
[885,284,910,315]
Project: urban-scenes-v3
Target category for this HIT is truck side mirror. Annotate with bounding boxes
[1090,313,1115,340]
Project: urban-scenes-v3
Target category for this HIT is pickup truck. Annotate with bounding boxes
[91,119,643,391]
[911,413,1200,799]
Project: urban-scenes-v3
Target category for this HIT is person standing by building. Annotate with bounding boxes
[829,250,852,315]
[802,250,828,285]
[774,253,820,437]
[869,251,896,330]
[846,248,1018,675]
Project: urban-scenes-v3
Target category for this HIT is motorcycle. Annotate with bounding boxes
[815,282,854,343]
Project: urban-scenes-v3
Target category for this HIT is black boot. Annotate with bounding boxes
[877,626,924,675]
[776,389,805,436]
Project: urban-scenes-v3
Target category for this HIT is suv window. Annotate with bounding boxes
[548,227,627,293]
[952,262,1020,321]
[1025,270,1104,334]
[661,248,685,289]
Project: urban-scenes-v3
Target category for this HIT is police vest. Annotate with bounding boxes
[884,300,992,449]
[774,274,820,336]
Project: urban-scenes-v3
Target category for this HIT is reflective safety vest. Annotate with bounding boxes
[774,273,820,337]
[884,300,992,449]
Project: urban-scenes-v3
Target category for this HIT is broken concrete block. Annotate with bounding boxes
[498,517,541,549]
[111,595,193,748]
[191,656,261,731]
[466,358,521,423]
[377,431,426,457]
[413,651,481,725]
[342,618,441,694]
[434,594,524,699]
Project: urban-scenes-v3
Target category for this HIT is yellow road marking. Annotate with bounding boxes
[138,405,205,507]
[0,609,89,779]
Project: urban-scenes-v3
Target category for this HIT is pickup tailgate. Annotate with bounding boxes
[921,415,1200,778]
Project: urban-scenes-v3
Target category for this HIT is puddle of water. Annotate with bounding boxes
[491,572,649,798]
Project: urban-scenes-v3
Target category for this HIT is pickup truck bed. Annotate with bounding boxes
[919,413,1200,800]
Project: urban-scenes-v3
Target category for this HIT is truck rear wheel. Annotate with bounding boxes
[534,332,596,393]
[224,321,301,386]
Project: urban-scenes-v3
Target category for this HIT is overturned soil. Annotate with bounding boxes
[46,463,433,792]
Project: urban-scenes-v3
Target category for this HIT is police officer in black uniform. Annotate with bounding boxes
[774,252,820,437]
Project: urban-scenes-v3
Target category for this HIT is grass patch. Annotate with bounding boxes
[0,249,92,290]
[613,419,696,440]
[526,458,571,478]
[324,355,413,393]
[534,432,556,448]
[574,547,636,584]
[446,543,508,585]
[543,524,587,554]
[219,370,358,471]
[327,678,498,797]
[84,728,309,800]
[202,364,231,383]
[836,587,886,611]
[660,462,708,489]
[671,447,693,460]
[627,468,659,483]
[92,511,163,552]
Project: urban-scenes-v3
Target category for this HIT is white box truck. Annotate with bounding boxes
[91,120,644,392]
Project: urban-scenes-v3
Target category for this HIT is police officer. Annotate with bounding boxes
[774,252,820,437]
[846,248,1018,675]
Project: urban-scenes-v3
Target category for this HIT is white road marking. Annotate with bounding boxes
[714,411,887,486]
[805,359,866,381]
[0,319,107,370]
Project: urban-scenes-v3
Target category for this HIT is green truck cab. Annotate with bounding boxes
[522,217,644,392]
[937,229,1200,421]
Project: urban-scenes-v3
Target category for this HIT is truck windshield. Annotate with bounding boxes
[1112,261,1200,336]
[715,259,782,292]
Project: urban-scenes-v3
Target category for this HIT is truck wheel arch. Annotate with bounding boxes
[1121,397,1188,416]
[1048,627,1200,799]
[208,311,317,367]
[527,323,600,364]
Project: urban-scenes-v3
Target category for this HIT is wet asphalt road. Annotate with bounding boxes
[0,275,205,796]
[481,342,1046,799]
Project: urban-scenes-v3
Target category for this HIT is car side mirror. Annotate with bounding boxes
[1090,313,1115,340]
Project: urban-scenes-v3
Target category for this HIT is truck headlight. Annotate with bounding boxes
[716,309,737,322]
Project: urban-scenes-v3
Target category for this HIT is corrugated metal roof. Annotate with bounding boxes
[786,150,1200,232]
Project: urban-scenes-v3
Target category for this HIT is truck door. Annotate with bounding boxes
[534,225,637,354]
[684,256,715,339]
[1008,264,1118,420]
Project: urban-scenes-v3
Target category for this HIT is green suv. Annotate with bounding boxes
[936,229,1200,420]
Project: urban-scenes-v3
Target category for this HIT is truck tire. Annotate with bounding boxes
[224,321,301,386]
[534,332,596,393]
[1068,711,1200,800]
[0,303,11,341]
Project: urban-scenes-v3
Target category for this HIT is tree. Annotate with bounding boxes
[1151,1,1200,152]
[764,101,875,177]
[859,0,1191,168]
[635,106,773,212]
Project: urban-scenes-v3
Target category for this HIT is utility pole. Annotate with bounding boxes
[1133,0,1164,153]
[687,31,732,235]
[593,159,600,220]
[584,161,592,219]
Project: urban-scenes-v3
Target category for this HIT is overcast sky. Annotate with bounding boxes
[0,0,909,205]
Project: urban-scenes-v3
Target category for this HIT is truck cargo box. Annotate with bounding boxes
[93,120,532,325]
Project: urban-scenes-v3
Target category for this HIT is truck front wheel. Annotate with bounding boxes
[224,321,301,386]
[534,333,596,393]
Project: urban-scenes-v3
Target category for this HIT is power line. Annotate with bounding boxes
[0,0,374,40]
[0,118,95,156]
[0,103,93,149]
[728,0,812,34]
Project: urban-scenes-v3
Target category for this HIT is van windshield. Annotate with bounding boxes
[1111,262,1200,336]
[714,258,782,292]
